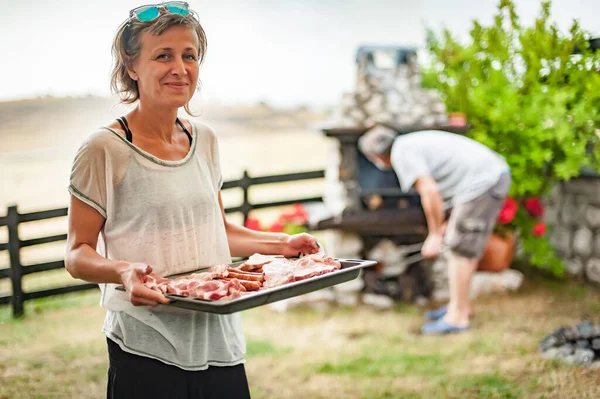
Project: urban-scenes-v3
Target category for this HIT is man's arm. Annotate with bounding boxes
[414,175,445,258]
[414,175,445,235]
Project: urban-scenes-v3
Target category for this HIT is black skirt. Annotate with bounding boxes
[106,338,251,399]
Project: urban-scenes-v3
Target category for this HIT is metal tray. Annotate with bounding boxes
[119,258,376,314]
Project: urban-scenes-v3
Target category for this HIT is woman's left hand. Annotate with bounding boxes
[282,233,320,258]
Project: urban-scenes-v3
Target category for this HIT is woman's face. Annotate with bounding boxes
[129,25,200,109]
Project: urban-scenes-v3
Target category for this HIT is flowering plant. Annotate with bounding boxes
[244,203,309,235]
[495,196,547,239]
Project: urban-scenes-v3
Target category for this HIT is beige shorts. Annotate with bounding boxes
[444,173,511,259]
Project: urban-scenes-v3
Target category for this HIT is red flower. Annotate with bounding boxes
[524,197,544,218]
[269,222,284,232]
[498,197,518,224]
[532,222,546,237]
[245,218,262,231]
[278,203,308,225]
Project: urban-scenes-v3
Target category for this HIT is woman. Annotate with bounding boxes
[65,3,319,398]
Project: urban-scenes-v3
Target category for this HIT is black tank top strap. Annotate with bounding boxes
[117,116,191,146]
[176,118,193,146]
[117,117,133,143]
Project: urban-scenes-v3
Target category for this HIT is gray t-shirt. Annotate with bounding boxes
[68,121,245,371]
[390,130,508,208]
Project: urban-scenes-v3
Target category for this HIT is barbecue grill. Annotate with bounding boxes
[311,123,467,301]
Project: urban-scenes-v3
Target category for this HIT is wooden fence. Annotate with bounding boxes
[0,169,325,318]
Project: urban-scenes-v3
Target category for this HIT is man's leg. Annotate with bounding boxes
[443,250,478,328]
[422,173,511,334]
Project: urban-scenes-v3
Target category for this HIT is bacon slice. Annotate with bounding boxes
[239,254,278,271]
[142,273,170,293]
[226,268,265,282]
[143,274,245,300]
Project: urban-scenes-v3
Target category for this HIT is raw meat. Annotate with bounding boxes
[142,273,244,300]
[262,258,297,288]
[141,253,343,301]
[239,254,278,271]
[293,254,341,281]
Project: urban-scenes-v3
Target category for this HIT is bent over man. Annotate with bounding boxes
[359,126,510,334]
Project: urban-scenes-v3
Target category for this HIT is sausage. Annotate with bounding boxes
[227,271,264,282]
[225,278,261,291]
[239,280,261,291]
[226,268,265,282]
[239,263,260,272]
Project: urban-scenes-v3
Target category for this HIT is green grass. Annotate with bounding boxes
[451,373,523,398]
[0,289,100,323]
[246,338,291,358]
[2,277,600,399]
[313,352,448,377]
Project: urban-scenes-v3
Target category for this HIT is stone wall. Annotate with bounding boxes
[546,176,600,285]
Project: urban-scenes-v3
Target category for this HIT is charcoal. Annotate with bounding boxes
[541,347,560,359]
[557,343,575,357]
[539,335,565,352]
[539,329,568,351]
[551,326,572,340]
[576,321,595,339]
[572,348,596,365]
[576,339,591,349]
[540,324,600,367]
[563,326,580,341]
[549,326,569,336]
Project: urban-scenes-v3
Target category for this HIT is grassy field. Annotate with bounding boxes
[1,276,600,399]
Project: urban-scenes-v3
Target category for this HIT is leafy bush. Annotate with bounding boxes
[424,0,600,275]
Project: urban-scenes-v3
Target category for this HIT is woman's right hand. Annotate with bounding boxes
[119,263,171,307]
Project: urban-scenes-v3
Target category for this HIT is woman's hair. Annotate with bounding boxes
[110,9,207,114]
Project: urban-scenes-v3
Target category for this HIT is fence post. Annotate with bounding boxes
[7,205,24,318]
[241,170,252,226]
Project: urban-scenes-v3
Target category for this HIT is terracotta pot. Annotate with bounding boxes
[478,233,516,272]
[448,112,467,127]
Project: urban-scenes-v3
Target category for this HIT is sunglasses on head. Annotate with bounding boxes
[129,1,190,22]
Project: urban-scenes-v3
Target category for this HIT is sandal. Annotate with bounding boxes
[421,319,470,335]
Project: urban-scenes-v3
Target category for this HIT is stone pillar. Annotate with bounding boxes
[332,54,448,128]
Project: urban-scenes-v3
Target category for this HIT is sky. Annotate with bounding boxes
[1,0,599,107]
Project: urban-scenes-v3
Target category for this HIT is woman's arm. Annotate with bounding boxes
[217,193,319,258]
[65,195,169,306]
